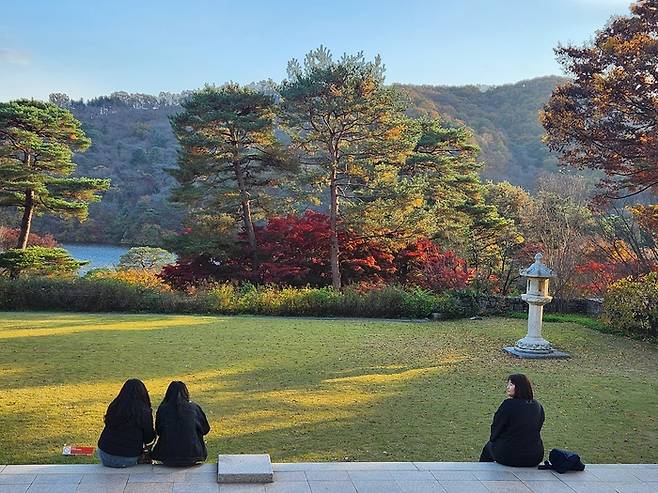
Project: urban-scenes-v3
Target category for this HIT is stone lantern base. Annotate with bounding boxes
[503,346,570,359]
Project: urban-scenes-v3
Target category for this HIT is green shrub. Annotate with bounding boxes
[604,273,658,338]
[450,290,480,316]
[290,287,342,316]
[232,284,343,317]
[434,293,468,319]
[0,277,198,313]
[334,285,433,318]
[339,285,404,318]
[267,286,341,316]
[0,277,478,320]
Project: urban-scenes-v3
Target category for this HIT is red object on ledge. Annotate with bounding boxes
[62,445,95,456]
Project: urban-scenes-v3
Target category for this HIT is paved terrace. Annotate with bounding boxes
[1,462,657,493]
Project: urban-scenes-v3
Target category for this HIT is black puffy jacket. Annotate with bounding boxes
[151,401,210,466]
[98,406,155,458]
[490,398,545,467]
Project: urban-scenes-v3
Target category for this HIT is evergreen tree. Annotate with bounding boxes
[169,84,289,262]
[403,117,484,233]
[346,116,486,251]
[0,246,87,278]
[279,46,415,289]
[0,100,110,248]
[396,116,512,291]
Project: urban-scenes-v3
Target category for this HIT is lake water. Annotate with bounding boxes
[62,243,129,274]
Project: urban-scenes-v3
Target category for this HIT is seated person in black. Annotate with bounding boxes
[98,379,156,468]
[480,373,545,467]
[152,381,211,466]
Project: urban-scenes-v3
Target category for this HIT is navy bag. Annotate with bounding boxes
[538,449,586,474]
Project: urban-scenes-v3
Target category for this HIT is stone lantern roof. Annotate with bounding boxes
[519,253,556,279]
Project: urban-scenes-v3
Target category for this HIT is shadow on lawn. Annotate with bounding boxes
[0,362,487,464]
[0,315,474,389]
[1,314,657,463]
[0,316,483,463]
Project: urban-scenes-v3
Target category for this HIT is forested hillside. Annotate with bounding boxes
[29,76,566,245]
[398,75,566,185]
[32,92,187,245]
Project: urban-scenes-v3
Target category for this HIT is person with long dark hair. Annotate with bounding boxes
[480,374,545,467]
[152,381,210,466]
[97,379,156,468]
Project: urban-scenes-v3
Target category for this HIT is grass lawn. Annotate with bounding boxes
[0,312,656,465]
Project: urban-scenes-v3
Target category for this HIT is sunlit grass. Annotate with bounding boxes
[0,312,656,464]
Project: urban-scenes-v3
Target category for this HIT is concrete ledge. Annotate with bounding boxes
[217,454,273,483]
[1,462,657,493]
[3,462,657,472]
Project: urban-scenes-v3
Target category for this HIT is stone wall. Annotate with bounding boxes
[475,295,603,316]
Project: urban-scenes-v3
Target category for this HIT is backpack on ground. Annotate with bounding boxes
[537,448,586,474]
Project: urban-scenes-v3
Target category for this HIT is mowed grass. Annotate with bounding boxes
[0,312,656,465]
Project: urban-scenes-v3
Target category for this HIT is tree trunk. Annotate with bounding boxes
[241,200,257,251]
[330,165,341,290]
[234,163,258,266]
[17,189,35,249]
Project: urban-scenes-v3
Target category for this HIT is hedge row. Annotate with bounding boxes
[0,277,479,319]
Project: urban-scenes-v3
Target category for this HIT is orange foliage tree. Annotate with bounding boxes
[542,1,658,201]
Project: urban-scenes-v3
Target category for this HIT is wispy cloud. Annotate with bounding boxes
[0,48,30,65]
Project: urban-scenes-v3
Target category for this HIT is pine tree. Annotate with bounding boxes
[169,84,289,263]
[0,100,110,248]
[279,46,415,289]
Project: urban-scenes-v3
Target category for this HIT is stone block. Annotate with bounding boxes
[217,455,273,484]
[503,347,570,359]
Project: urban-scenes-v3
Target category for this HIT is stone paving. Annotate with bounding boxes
[1,462,657,493]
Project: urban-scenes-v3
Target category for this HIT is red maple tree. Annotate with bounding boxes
[395,238,472,291]
[162,212,473,291]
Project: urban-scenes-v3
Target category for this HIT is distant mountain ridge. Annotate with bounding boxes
[27,76,567,245]
[397,75,567,185]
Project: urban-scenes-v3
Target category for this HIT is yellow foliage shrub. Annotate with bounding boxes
[87,269,172,292]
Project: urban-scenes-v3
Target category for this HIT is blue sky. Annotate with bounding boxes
[0,0,632,101]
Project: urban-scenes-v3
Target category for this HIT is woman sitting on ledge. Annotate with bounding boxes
[480,373,545,467]
[97,379,156,468]
[152,381,210,467]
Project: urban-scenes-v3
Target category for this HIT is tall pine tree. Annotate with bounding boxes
[0,100,110,248]
[279,47,415,289]
[169,84,289,262]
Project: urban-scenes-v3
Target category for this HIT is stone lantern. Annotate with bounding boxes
[504,253,569,359]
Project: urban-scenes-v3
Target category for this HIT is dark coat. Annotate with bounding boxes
[98,406,156,458]
[490,398,545,467]
[151,401,210,466]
